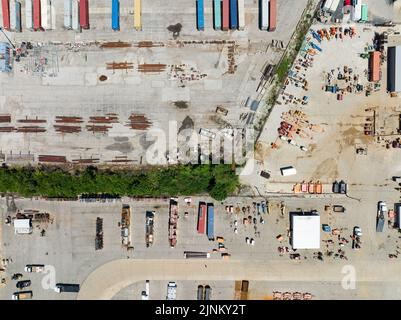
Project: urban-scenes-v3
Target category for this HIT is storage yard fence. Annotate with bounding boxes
[1,0,276,33]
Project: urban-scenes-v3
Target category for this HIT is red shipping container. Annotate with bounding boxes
[269,0,276,32]
[33,0,41,30]
[197,203,207,234]
[344,0,351,6]
[1,0,10,30]
[79,0,89,29]
[222,0,229,31]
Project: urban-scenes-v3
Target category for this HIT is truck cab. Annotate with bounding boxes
[24,264,45,273]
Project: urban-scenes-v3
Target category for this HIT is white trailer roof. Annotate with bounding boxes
[13,219,32,234]
[291,214,320,249]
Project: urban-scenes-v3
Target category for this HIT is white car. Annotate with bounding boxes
[378,201,388,214]
[245,237,250,245]
[353,226,362,237]
[250,239,255,246]
[300,146,308,152]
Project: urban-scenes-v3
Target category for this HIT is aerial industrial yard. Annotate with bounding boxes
[0,0,401,302]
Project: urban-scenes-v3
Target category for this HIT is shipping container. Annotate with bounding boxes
[196,0,204,31]
[206,204,214,241]
[72,0,79,31]
[329,0,340,13]
[50,0,55,30]
[360,4,368,22]
[9,0,15,30]
[33,0,41,30]
[197,202,207,234]
[134,0,141,31]
[64,0,72,29]
[259,0,269,31]
[14,0,21,32]
[79,0,89,29]
[2,0,10,30]
[322,0,333,11]
[222,0,229,31]
[26,0,33,30]
[229,0,238,29]
[112,0,119,30]
[369,51,381,82]
[351,0,361,21]
[268,0,276,31]
[213,0,221,30]
[40,0,51,30]
[238,0,244,30]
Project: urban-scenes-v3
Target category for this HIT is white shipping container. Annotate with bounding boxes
[64,0,72,29]
[72,0,80,31]
[261,0,269,31]
[238,0,245,30]
[352,0,362,21]
[322,0,333,11]
[26,0,33,30]
[41,0,52,30]
[10,0,16,30]
[329,0,340,13]
[51,1,56,30]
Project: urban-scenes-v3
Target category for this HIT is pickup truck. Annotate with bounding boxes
[24,264,45,273]
[12,291,33,300]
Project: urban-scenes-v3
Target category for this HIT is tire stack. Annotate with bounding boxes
[95,217,103,250]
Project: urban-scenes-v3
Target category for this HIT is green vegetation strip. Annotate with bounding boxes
[0,165,239,201]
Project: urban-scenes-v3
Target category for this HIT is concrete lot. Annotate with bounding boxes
[0,0,309,165]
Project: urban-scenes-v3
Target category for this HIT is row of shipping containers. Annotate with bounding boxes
[197,202,214,241]
[198,0,246,31]
[111,0,142,31]
[259,0,276,32]
[1,0,89,32]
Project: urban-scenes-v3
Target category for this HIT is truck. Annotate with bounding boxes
[196,0,204,31]
[206,203,214,241]
[26,0,33,30]
[2,0,10,30]
[322,0,333,11]
[376,201,387,232]
[238,0,245,30]
[166,282,177,300]
[134,0,141,31]
[79,0,89,29]
[204,285,212,300]
[197,202,207,234]
[111,0,119,31]
[197,285,204,300]
[184,251,211,259]
[329,0,340,13]
[213,0,221,30]
[168,198,178,248]
[54,283,80,293]
[9,0,15,31]
[145,211,155,247]
[12,291,33,300]
[268,0,276,31]
[24,264,45,273]
[260,0,269,31]
[33,0,41,31]
[351,0,361,21]
[222,0,229,31]
[13,0,21,32]
[229,0,238,29]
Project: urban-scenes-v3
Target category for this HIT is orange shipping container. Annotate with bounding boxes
[369,51,381,82]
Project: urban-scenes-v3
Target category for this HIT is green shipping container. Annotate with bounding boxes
[361,4,368,22]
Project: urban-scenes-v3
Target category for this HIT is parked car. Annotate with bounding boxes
[11,273,23,280]
[16,280,31,289]
[290,253,301,260]
[339,180,347,194]
[332,181,340,193]
[322,224,331,232]
[353,226,362,237]
[260,171,271,179]
[333,205,346,213]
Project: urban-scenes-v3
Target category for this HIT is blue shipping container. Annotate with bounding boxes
[197,0,204,31]
[15,1,21,32]
[213,0,221,30]
[229,0,238,29]
[207,204,214,241]
[112,0,120,31]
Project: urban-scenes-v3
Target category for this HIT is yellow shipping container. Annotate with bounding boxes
[134,0,142,30]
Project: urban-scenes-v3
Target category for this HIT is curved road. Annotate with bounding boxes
[78,258,401,300]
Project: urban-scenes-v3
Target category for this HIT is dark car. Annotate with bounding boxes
[260,171,271,179]
[16,280,31,289]
[332,181,340,193]
[11,273,23,280]
[339,180,347,194]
